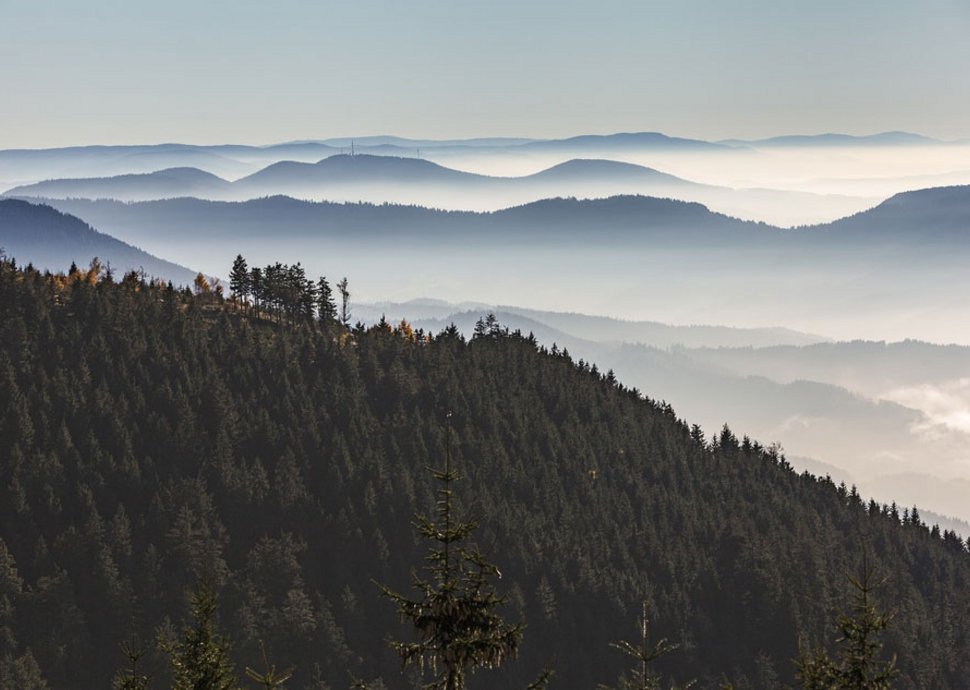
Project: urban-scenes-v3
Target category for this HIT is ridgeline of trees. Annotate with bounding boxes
[0,253,968,690]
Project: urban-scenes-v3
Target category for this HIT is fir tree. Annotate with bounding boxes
[244,641,291,690]
[337,277,351,327]
[229,256,251,309]
[379,415,522,690]
[316,277,336,324]
[598,601,693,690]
[796,554,897,690]
[113,631,151,690]
[163,586,238,690]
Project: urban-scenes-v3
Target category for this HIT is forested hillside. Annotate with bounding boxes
[0,199,198,286]
[1,256,969,689]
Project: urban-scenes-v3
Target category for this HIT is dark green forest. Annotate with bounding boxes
[0,254,969,689]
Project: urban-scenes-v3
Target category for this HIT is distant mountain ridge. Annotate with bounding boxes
[235,153,491,190]
[18,184,970,254]
[810,185,970,238]
[0,198,198,284]
[518,131,731,152]
[2,152,878,225]
[25,193,775,249]
[720,131,942,147]
[4,167,232,202]
[0,129,948,187]
[4,154,701,202]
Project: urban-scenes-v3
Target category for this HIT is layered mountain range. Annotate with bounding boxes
[4,154,871,225]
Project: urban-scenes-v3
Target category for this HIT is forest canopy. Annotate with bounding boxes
[0,253,968,689]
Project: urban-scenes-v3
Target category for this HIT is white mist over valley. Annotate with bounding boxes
[4,129,970,534]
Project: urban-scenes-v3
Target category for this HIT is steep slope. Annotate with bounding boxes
[0,198,198,284]
[0,260,968,690]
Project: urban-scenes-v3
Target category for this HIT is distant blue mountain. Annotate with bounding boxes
[521,131,729,152]
[811,185,970,238]
[27,184,970,253]
[524,158,694,184]
[721,131,940,148]
[28,193,771,252]
[5,167,232,201]
[0,198,198,284]
[6,155,702,204]
[236,154,488,188]
[319,135,537,147]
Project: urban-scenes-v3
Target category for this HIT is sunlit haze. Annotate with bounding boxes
[2,0,970,147]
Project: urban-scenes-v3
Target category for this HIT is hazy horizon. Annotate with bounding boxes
[3,1,970,148]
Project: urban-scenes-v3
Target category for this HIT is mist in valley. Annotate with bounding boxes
[6,136,970,226]
[4,132,970,537]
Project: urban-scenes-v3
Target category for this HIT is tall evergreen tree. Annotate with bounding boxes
[796,555,897,690]
[316,277,336,325]
[229,256,251,310]
[163,586,238,690]
[250,267,263,315]
[244,641,291,690]
[379,416,522,690]
[598,601,693,690]
[112,631,150,690]
[336,277,350,327]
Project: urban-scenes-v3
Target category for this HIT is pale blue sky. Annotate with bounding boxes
[2,0,969,147]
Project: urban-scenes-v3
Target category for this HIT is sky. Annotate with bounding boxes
[2,0,970,148]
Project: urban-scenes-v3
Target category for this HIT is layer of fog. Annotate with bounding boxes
[69,234,970,346]
[429,143,970,200]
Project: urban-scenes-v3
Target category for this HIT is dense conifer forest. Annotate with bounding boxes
[0,254,969,689]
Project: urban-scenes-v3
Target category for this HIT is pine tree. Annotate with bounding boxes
[598,601,693,690]
[337,277,350,327]
[229,256,251,310]
[379,415,522,690]
[250,267,264,315]
[163,586,238,690]
[796,554,897,690]
[316,277,336,324]
[244,641,292,690]
[113,631,150,690]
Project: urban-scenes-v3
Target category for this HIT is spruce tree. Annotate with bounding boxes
[336,277,351,327]
[244,641,291,690]
[316,277,337,325]
[229,256,250,310]
[379,415,522,690]
[163,586,238,690]
[796,554,897,690]
[113,631,150,690]
[598,601,693,690]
